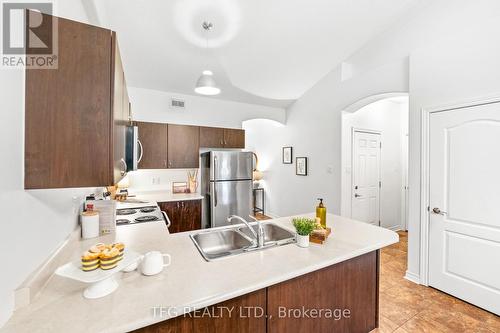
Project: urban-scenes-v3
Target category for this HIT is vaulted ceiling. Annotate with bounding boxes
[88,0,423,108]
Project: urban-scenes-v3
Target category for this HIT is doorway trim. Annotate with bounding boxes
[419,93,500,286]
[351,128,382,225]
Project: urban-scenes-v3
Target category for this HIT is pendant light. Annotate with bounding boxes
[195,21,221,96]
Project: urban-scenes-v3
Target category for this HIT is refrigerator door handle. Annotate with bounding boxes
[213,155,218,207]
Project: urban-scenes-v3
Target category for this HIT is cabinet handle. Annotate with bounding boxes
[224,140,227,145]
[177,202,179,209]
[181,202,184,208]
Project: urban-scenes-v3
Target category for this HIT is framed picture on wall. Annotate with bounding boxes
[283,147,293,164]
[296,157,308,176]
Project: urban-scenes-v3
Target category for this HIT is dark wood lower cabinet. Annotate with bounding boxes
[159,200,202,233]
[133,290,266,333]
[267,251,378,333]
[132,251,379,333]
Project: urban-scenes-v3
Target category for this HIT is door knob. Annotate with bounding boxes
[354,193,362,198]
[432,207,447,215]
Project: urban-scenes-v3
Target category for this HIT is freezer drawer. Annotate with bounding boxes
[210,180,252,228]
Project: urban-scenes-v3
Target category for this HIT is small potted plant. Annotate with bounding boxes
[292,217,317,248]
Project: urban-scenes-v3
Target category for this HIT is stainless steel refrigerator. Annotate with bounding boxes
[200,151,253,228]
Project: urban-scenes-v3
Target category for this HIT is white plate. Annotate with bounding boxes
[55,249,141,284]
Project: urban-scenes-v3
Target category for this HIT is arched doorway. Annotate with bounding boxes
[341,93,409,231]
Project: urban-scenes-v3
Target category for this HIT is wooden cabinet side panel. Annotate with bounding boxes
[137,122,168,169]
[132,289,266,333]
[111,33,128,185]
[199,127,224,148]
[167,125,200,168]
[25,15,112,188]
[223,129,245,148]
[267,251,378,333]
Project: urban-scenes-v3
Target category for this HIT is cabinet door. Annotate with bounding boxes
[224,129,245,148]
[158,202,180,232]
[25,14,113,189]
[168,124,200,168]
[180,200,202,232]
[137,122,168,169]
[200,126,224,148]
[111,33,128,184]
[158,200,201,233]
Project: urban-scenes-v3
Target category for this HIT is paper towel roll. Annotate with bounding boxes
[81,211,99,239]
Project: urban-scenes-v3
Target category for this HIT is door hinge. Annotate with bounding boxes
[379,181,381,188]
[380,142,382,149]
[427,206,430,212]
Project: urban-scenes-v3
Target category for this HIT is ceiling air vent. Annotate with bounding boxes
[170,98,185,109]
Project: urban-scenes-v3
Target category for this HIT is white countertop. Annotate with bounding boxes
[127,189,203,203]
[1,214,398,333]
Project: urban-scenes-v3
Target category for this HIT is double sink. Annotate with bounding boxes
[190,222,296,261]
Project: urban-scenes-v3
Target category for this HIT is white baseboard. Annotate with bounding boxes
[404,270,421,284]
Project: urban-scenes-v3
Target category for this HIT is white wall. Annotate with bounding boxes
[341,98,409,230]
[245,0,500,283]
[122,169,200,193]
[129,87,286,128]
[0,1,97,327]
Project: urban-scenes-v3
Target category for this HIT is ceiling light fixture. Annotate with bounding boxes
[195,21,221,96]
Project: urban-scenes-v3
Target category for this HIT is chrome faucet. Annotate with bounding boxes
[227,215,265,248]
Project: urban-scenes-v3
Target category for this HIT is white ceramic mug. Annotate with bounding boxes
[140,251,171,276]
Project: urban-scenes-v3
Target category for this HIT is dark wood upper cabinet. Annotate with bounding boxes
[167,124,200,168]
[159,200,201,233]
[200,126,245,149]
[199,126,224,148]
[136,122,168,169]
[223,128,245,148]
[25,13,128,189]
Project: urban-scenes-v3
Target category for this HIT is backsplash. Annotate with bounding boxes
[121,169,200,193]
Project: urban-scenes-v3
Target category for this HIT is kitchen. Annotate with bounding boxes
[2,1,500,333]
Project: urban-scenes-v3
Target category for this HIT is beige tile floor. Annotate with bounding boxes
[372,231,500,333]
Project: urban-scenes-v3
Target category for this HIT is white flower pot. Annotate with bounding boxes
[296,234,310,248]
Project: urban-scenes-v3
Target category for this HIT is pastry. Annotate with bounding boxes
[81,251,100,272]
[112,243,125,261]
[89,243,106,253]
[99,247,120,270]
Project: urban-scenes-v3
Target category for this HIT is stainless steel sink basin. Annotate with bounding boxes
[190,223,296,261]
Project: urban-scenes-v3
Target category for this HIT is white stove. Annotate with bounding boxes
[115,205,167,226]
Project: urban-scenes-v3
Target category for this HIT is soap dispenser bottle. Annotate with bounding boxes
[316,198,327,228]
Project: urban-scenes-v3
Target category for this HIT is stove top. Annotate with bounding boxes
[117,208,137,216]
[115,205,164,226]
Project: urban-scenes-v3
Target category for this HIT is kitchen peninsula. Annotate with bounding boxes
[1,214,397,333]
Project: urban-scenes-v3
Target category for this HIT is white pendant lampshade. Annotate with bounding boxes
[195,70,220,96]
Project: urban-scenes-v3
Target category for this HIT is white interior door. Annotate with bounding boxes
[429,102,500,315]
[352,130,381,225]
